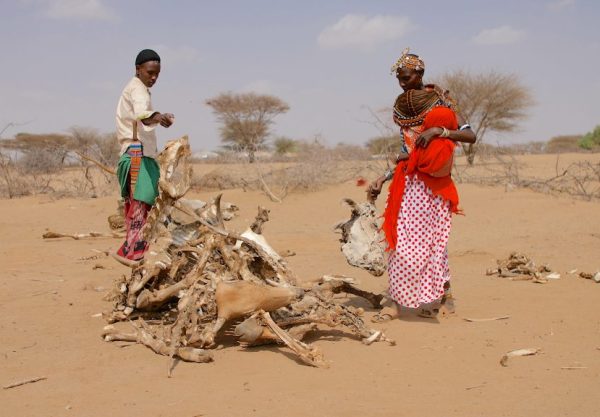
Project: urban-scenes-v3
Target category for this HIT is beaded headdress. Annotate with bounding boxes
[390,47,425,74]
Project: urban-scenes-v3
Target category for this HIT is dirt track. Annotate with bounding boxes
[1,156,600,417]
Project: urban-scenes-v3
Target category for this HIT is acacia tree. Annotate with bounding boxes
[437,70,534,164]
[206,92,289,163]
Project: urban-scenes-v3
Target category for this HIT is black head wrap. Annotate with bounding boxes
[135,49,161,66]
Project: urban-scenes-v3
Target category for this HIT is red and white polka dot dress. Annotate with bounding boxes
[387,176,452,308]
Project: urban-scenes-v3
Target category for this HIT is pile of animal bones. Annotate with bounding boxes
[102,136,393,369]
[485,252,556,283]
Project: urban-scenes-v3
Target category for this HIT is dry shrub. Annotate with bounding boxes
[494,142,546,155]
[453,151,600,201]
[69,126,120,167]
[365,134,402,157]
[0,156,115,199]
[329,143,371,161]
[192,140,384,200]
[192,165,254,190]
[0,151,54,198]
[0,128,118,199]
[472,142,547,160]
[192,150,250,165]
[18,148,65,174]
[546,135,583,153]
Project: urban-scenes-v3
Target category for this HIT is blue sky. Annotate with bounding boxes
[1,0,599,151]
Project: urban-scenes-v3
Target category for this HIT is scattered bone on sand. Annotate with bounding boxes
[43,230,123,240]
[579,271,600,283]
[500,348,541,367]
[79,249,110,261]
[463,316,510,323]
[486,252,554,283]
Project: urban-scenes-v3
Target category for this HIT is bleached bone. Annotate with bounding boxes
[179,196,239,222]
[334,198,386,276]
[43,230,123,240]
[235,206,281,262]
[234,316,279,345]
[238,230,281,262]
[175,201,297,286]
[322,274,384,308]
[500,348,541,367]
[135,236,216,310]
[259,311,328,368]
[101,324,212,363]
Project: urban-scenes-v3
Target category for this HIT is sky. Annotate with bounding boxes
[1,0,599,152]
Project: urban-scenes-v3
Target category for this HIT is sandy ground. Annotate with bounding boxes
[1,154,599,417]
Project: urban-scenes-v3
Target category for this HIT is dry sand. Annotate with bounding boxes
[1,154,599,417]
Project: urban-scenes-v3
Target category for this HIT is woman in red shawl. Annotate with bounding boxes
[369,49,476,320]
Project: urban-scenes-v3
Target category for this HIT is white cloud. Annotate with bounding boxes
[472,26,524,45]
[547,0,575,11]
[318,14,416,50]
[30,0,117,21]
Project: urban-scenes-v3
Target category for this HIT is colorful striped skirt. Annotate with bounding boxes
[116,144,151,261]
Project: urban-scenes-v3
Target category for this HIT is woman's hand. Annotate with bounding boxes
[367,175,386,202]
[415,127,443,148]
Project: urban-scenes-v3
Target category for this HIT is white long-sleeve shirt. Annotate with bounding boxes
[115,77,158,158]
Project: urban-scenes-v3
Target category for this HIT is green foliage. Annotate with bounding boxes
[273,137,298,155]
[578,125,600,150]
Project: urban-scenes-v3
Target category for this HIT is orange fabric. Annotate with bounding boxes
[382,106,461,251]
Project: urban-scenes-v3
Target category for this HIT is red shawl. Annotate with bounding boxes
[382,106,460,251]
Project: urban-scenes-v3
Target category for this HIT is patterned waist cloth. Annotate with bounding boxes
[127,143,143,195]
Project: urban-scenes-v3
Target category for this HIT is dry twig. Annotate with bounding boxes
[3,376,47,390]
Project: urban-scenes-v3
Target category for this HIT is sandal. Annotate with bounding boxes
[438,285,456,317]
[417,307,439,319]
